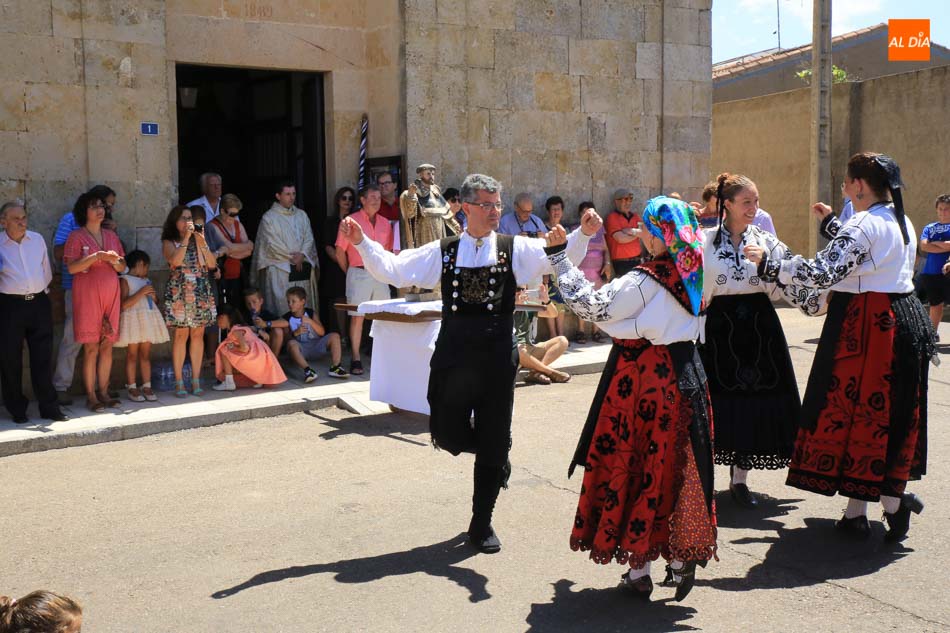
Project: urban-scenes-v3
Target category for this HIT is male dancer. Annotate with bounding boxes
[339,173,600,553]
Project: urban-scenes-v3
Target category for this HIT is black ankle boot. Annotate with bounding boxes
[468,463,504,554]
[883,492,924,543]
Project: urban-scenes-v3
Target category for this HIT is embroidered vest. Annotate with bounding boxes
[636,255,704,315]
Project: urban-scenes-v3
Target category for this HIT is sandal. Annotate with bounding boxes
[574,332,588,344]
[548,369,571,383]
[174,381,188,398]
[592,330,604,343]
[350,359,364,375]
[96,391,120,408]
[524,371,552,385]
[87,398,106,413]
[191,379,204,397]
[127,386,145,403]
[142,386,157,402]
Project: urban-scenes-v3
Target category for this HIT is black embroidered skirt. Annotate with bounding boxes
[700,293,800,471]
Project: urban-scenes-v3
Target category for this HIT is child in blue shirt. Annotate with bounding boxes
[919,194,950,332]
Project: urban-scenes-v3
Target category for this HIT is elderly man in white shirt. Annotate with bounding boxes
[186,172,223,221]
[0,201,68,424]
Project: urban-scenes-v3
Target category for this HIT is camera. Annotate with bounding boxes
[193,223,204,234]
[525,231,539,238]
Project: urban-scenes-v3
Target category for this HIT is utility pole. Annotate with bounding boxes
[776,0,781,49]
[809,0,832,253]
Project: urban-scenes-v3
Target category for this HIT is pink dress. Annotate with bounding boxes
[63,228,124,343]
[215,325,287,387]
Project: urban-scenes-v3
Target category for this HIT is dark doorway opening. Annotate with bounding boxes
[175,65,327,242]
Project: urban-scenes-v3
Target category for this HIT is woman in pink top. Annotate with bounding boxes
[213,305,287,390]
[572,201,611,343]
[64,191,127,412]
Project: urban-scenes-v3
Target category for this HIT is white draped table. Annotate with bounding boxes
[343,299,547,416]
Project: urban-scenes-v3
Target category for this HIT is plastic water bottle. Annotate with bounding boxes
[182,360,192,384]
[145,279,154,309]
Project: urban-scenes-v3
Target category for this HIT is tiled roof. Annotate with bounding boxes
[713,23,886,80]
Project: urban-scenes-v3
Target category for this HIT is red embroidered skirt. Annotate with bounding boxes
[787,292,924,501]
[570,339,717,568]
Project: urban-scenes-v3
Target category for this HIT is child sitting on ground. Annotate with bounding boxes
[243,287,285,357]
[0,590,82,633]
[213,305,287,390]
[115,250,170,402]
[270,286,348,382]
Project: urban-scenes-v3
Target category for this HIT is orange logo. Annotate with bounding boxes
[888,19,931,61]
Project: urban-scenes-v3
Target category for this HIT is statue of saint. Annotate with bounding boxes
[399,164,461,251]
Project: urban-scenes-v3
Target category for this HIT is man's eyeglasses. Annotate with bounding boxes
[467,201,504,211]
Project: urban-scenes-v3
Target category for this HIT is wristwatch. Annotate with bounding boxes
[266,320,272,328]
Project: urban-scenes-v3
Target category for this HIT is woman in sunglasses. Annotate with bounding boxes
[205,193,254,309]
[320,187,356,339]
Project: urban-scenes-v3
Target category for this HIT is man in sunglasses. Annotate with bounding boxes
[338,173,600,555]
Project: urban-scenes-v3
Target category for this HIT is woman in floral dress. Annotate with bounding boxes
[161,205,218,397]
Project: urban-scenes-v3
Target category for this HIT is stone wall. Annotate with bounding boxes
[712,65,950,256]
[404,0,712,222]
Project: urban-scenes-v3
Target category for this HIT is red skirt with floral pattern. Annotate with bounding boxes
[570,339,717,568]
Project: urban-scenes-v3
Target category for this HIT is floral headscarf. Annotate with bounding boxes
[641,196,704,316]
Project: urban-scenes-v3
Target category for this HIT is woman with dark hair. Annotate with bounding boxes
[63,191,126,412]
[700,172,824,508]
[547,196,715,602]
[570,201,610,344]
[319,186,355,336]
[746,152,935,542]
[161,205,218,397]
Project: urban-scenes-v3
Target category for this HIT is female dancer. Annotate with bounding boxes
[746,152,934,541]
[702,172,824,508]
[546,196,715,601]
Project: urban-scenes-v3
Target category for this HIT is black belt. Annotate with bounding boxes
[612,257,643,263]
[0,291,48,301]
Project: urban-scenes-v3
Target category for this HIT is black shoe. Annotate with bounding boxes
[618,572,653,600]
[883,493,924,543]
[12,414,29,425]
[834,514,871,540]
[730,483,759,509]
[467,525,502,554]
[665,562,697,602]
[41,409,69,422]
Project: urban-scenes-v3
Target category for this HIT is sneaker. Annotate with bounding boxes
[212,380,236,391]
[327,364,350,379]
[304,367,318,383]
[252,383,263,389]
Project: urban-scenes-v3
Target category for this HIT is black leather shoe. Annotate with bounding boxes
[468,525,502,554]
[884,493,924,543]
[12,415,29,425]
[618,573,653,600]
[834,514,871,540]
[669,562,697,602]
[730,483,759,509]
[42,410,69,422]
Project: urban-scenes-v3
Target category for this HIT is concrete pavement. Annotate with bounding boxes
[1,308,948,632]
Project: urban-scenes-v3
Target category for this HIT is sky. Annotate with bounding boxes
[712,0,950,63]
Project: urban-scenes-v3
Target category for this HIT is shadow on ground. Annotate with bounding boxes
[699,517,912,592]
[714,490,803,531]
[212,533,489,603]
[525,579,699,632]
[304,410,430,446]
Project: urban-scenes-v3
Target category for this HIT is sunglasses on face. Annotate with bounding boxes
[448,197,459,203]
[341,195,354,201]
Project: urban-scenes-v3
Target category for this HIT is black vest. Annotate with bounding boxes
[430,234,518,369]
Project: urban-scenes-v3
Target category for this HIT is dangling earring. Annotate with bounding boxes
[855,193,864,200]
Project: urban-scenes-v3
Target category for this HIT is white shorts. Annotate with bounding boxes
[346,266,390,316]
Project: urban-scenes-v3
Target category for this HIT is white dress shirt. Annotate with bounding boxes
[352,229,591,290]
[186,195,220,221]
[0,230,53,295]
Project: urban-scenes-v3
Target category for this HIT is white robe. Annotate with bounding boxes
[251,203,320,314]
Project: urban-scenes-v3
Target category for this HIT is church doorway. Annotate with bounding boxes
[174,65,327,241]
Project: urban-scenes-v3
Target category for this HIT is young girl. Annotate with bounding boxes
[0,591,82,633]
[115,250,170,402]
[213,305,287,390]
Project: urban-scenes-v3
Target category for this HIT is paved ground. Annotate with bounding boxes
[1,307,948,632]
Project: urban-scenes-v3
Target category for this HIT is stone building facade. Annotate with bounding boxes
[1,0,712,258]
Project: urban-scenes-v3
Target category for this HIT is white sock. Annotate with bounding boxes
[626,561,651,581]
[141,382,151,389]
[224,375,236,388]
[731,467,750,486]
[126,383,137,390]
[670,559,685,582]
[844,498,868,519]
[881,495,901,515]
